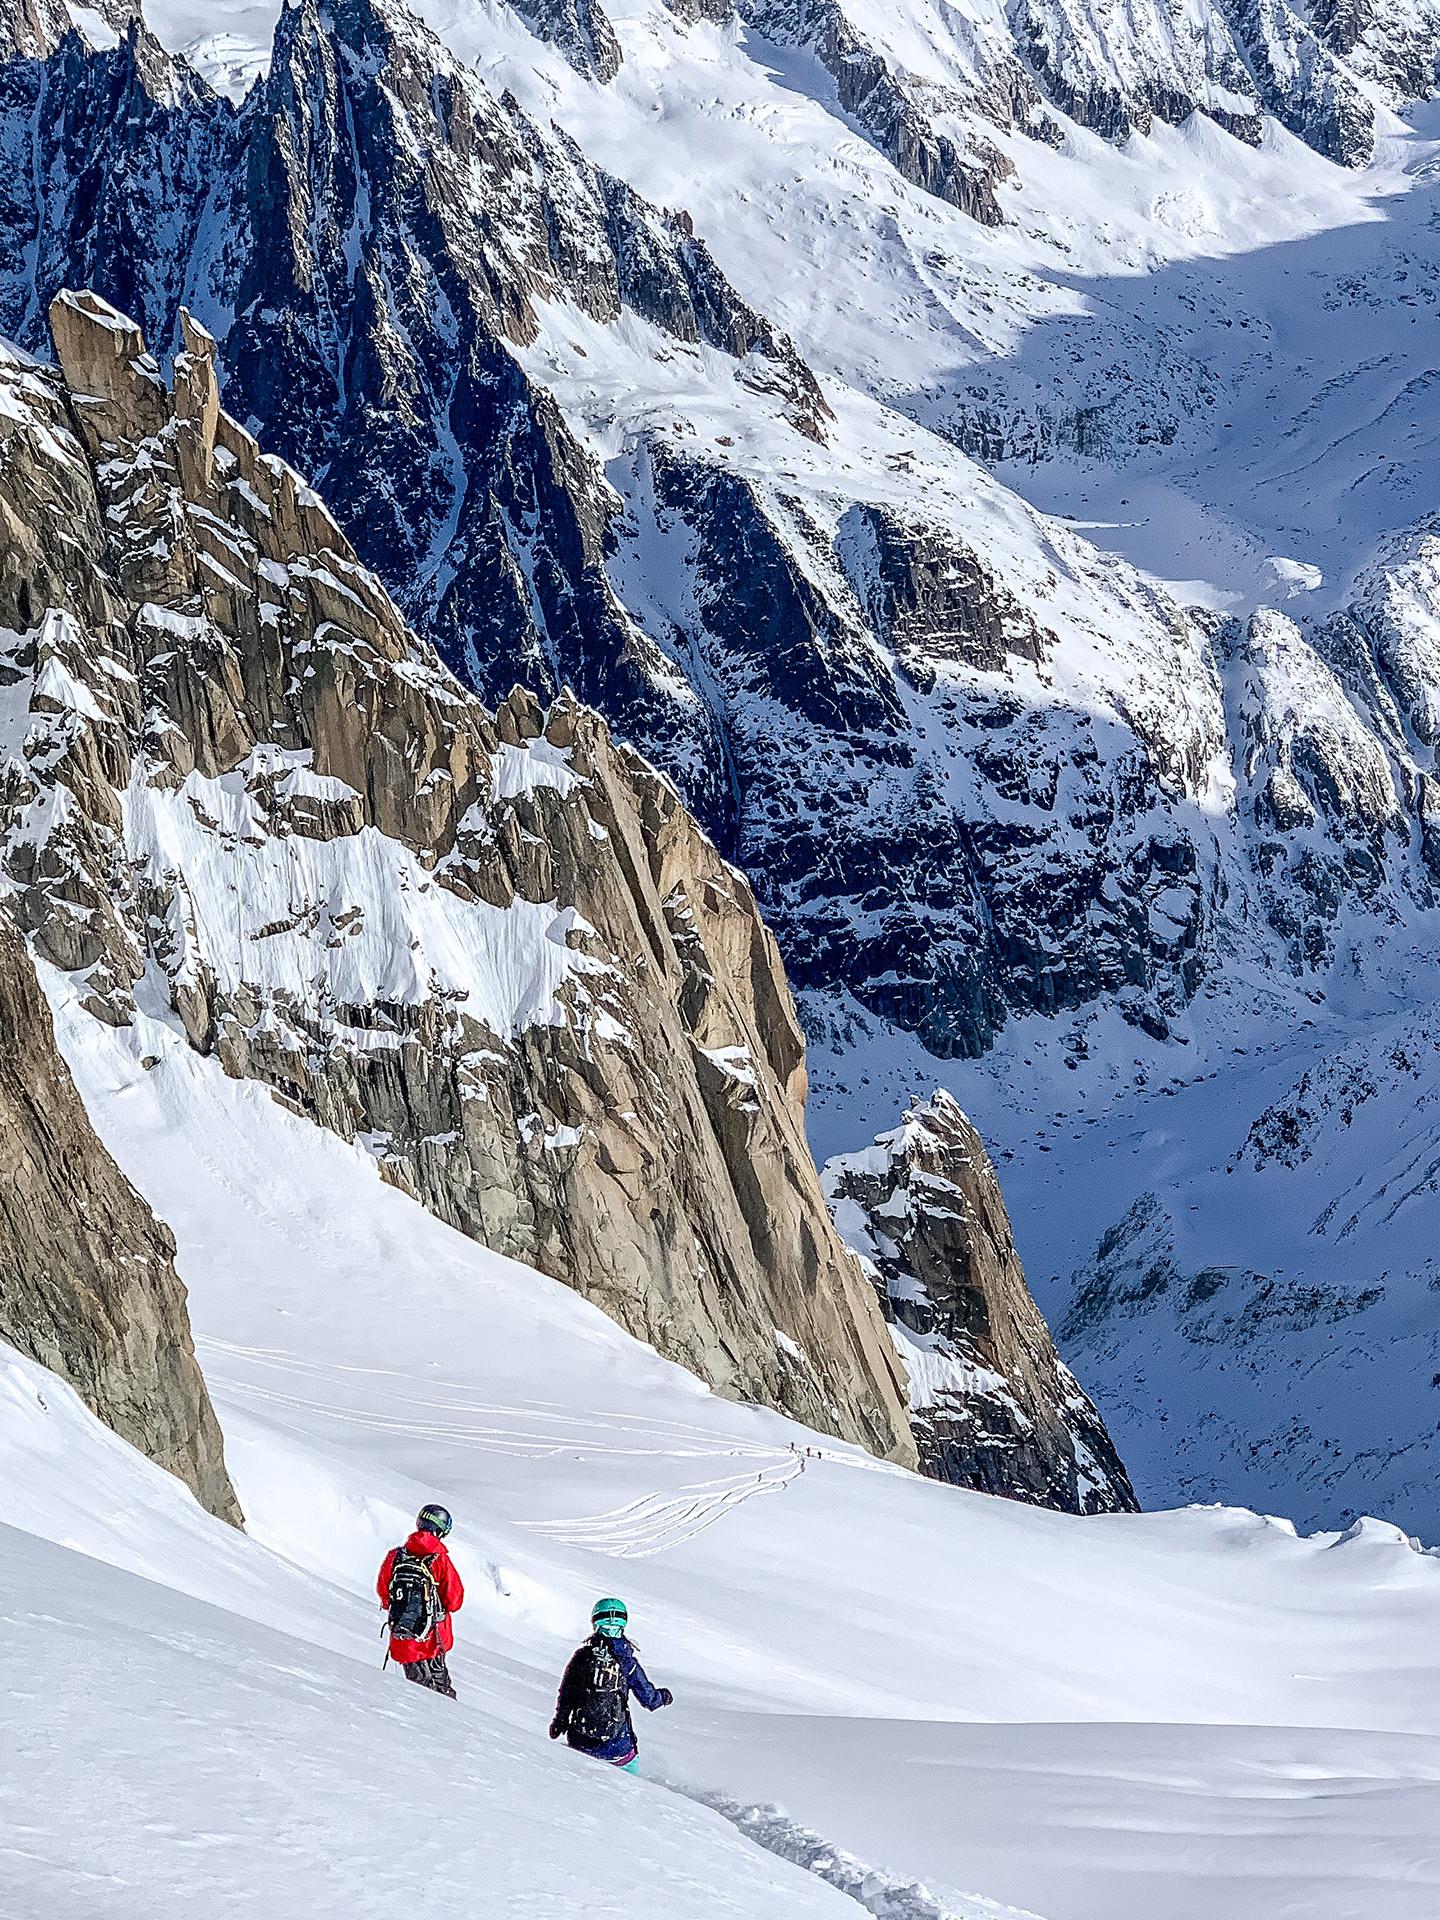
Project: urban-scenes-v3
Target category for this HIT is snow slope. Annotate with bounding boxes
[0,1470,867,1920]
[6,958,1439,1919]
[122,0,1440,621]
[981,1000,1440,1540]
[441,0,1440,609]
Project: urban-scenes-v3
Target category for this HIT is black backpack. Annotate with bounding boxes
[568,1636,630,1748]
[387,1549,441,1640]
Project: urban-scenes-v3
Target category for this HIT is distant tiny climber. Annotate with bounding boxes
[377,1503,465,1698]
[549,1597,673,1772]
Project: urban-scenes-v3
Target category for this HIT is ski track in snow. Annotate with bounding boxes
[674,1789,1044,1920]
[212,1348,814,1557]
[200,1335,906,1502]
[521,1455,806,1557]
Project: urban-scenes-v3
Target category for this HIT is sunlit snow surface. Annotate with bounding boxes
[0,967,1434,1918]
[465,2,1440,618]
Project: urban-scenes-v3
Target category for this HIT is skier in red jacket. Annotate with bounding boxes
[377,1503,465,1698]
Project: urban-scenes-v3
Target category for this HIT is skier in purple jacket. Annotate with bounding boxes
[549,1597,673,1772]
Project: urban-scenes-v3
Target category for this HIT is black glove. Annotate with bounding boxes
[549,1718,564,1740]
[657,1688,673,1708]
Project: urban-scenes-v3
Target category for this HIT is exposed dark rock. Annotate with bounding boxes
[1011,0,1262,146]
[0,917,241,1523]
[741,0,1017,223]
[1218,0,1378,165]
[0,0,134,57]
[1308,0,1440,101]
[0,290,918,1467]
[663,0,733,22]
[1222,607,1415,973]
[837,503,1051,689]
[510,0,622,80]
[1066,1187,1388,1355]
[825,1090,1136,1512]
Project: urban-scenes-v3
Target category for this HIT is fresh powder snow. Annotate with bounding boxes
[1,964,1436,1919]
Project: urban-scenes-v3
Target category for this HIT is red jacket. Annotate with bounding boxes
[377,1530,464,1662]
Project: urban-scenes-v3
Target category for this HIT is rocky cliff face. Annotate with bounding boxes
[738,0,1024,225]
[0,291,915,1465]
[0,917,241,1522]
[824,1092,1135,1512]
[0,0,1435,1087]
[511,0,622,79]
[1309,0,1440,98]
[740,0,1416,197]
[0,0,1234,1069]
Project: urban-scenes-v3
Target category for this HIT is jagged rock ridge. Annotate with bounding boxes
[737,0,1439,214]
[0,0,1225,1067]
[825,1091,1135,1512]
[1,0,1436,1088]
[0,918,241,1522]
[0,290,916,1466]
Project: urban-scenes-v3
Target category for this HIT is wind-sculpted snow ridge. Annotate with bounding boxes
[0,290,916,1466]
[823,1090,1134,1512]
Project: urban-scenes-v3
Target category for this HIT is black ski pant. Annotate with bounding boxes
[401,1653,456,1698]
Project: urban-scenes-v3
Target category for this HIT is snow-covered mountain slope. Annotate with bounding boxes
[4,0,1440,1081]
[803,972,1440,1535]
[991,1001,1440,1539]
[5,0,1440,1531]
[6,978,1440,1918]
[134,0,1440,174]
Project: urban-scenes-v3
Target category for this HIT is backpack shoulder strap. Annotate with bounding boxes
[421,1554,444,1610]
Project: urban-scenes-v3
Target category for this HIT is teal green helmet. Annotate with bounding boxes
[591,1596,628,1638]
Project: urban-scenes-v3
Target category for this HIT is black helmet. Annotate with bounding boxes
[417,1503,452,1538]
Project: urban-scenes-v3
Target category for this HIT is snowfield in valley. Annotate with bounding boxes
[1,969,1437,1918]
